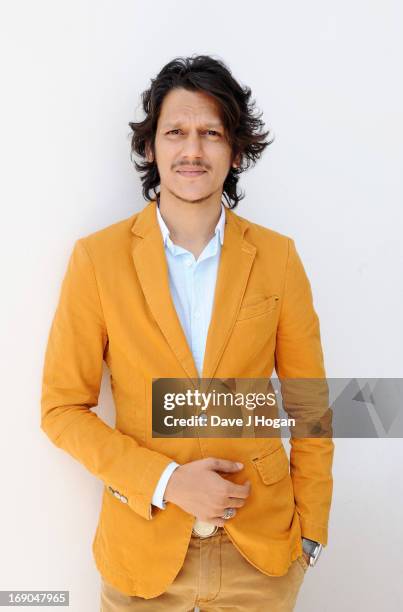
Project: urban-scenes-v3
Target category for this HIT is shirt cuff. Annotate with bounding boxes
[151,461,180,509]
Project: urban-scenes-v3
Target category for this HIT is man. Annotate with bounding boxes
[41,55,334,611]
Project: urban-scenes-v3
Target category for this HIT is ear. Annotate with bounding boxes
[232,152,241,168]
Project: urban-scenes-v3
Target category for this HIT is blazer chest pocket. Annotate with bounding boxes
[252,445,289,484]
[237,294,279,321]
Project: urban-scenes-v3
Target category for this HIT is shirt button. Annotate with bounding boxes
[185,258,193,267]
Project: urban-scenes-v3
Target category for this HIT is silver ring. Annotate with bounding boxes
[222,508,236,520]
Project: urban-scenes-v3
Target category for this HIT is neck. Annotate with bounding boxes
[156,188,223,258]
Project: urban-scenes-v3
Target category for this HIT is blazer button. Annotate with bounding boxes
[120,496,128,504]
[113,491,121,500]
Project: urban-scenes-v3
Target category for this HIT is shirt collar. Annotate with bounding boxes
[156,199,226,247]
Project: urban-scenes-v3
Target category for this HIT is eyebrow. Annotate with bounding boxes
[161,121,224,130]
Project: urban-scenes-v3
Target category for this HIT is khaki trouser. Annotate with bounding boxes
[100,528,308,611]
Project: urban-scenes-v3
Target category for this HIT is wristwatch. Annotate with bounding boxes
[302,537,322,567]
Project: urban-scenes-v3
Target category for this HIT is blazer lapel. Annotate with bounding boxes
[201,206,256,381]
[130,200,256,383]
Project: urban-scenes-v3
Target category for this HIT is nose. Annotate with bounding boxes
[180,130,204,158]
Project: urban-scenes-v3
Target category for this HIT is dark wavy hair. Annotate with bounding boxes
[128,54,275,209]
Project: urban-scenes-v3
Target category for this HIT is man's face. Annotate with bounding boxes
[148,87,238,203]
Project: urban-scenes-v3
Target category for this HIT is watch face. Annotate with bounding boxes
[302,539,317,556]
[310,544,322,566]
[302,538,323,566]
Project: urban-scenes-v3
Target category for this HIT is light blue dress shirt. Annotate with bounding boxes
[151,200,226,509]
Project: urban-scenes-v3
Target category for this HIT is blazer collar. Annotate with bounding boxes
[130,199,256,382]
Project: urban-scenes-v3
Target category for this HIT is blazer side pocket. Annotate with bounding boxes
[251,445,289,484]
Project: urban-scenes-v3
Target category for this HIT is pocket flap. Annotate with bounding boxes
[237,294,279,321]
[252,445,289,484]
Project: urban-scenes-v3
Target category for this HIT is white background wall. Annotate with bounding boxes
[1,1,402,610]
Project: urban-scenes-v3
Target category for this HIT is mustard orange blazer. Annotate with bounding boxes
[41,199,334,598]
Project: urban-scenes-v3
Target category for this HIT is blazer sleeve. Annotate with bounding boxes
[40,238,175,521]
[274,237,334,546]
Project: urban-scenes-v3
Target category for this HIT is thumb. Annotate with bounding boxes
[205,458,244,472]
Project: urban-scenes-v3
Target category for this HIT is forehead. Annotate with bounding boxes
[158,88,224,126]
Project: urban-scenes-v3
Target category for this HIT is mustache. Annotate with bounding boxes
[175,162,209,170]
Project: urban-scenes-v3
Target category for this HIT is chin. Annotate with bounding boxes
[170,189,210,203]
[183,194,211,204]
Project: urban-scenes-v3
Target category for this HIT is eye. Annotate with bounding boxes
[166,129,221,136]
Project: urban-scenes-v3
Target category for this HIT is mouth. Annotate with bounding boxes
[176,170,207,178]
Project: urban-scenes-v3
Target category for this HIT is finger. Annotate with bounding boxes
[225,480,251,499]
[224,497,246,508]
[212,507,237,525]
